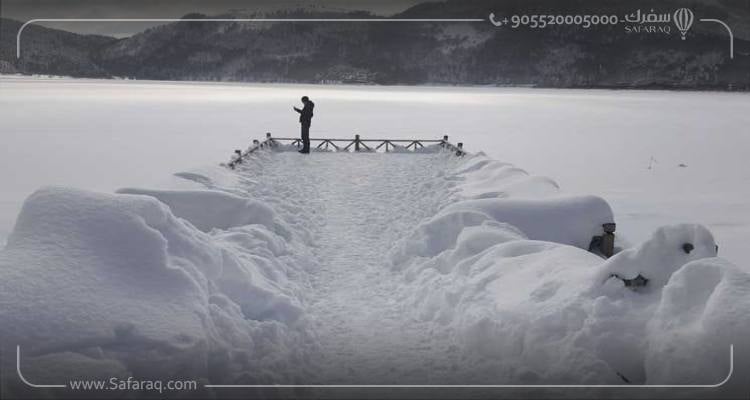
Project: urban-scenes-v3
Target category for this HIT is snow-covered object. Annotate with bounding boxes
[389,209,528,272]
[646,257,750,390]
[398,153,614,257]
[446,153,614,250]
[452,156,560,199]
[441,195,613,250]
[596,224,718,289]
[116,188,288,238]
[0,186,314,389]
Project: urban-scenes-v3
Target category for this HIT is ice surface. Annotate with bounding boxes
[1,149,747,397]
[1,77,749,264]
[1,78,749,397]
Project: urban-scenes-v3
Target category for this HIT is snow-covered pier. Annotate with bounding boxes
[1,147,747,397]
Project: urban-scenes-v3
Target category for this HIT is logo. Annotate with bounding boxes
[673,8,694,40]
[622,9,673,36]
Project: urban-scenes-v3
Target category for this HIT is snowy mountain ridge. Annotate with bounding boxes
[3,0,750,88]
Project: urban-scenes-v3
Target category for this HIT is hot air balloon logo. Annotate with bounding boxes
[673,8,694,40]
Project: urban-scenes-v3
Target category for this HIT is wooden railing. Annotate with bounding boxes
[226,133,465,169]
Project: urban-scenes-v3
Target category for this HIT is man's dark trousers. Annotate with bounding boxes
[301,123,311,153]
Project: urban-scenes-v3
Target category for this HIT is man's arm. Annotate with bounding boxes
[293,107,302,113]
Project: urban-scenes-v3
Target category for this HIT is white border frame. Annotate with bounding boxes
[7,11,741,394]
[16,344,735,389]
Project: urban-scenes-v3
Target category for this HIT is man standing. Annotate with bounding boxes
[293,96,314,154]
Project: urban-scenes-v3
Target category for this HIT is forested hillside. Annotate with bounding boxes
[2,0,749,88]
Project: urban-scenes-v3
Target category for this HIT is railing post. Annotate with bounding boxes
[442,135,449,148]
[600,223,616,258]
[456,142,464,156]
[355,134,361,152]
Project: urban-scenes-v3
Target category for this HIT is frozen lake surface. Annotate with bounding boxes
[1,76,749,265]
[2,77,749,396]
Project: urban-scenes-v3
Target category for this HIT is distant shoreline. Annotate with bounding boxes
[2,73,748,93]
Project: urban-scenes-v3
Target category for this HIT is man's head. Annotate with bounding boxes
[301,96,310,103]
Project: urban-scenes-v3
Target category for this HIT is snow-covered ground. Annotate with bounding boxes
[1,76,748,264]
[1,76,749,397]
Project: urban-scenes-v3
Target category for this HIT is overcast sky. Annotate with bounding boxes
[2,0,428,37]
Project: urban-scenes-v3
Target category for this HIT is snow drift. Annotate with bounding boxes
[116,188,290,238]
[0,149,747,397]
[387,152,747,393]
[0,186,316,395]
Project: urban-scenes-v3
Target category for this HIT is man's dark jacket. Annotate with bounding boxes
[298,101,314,125]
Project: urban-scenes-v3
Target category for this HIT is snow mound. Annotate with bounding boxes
[117,188,289,238]
[597,224,718,289]
[390,209,526,268]
[441,195,613,250]
[646,257,750,389]
[387,154,748,390]
[395,219,746,387]
[392,153,613,266]
[453,156,560,199]
[0,186,314,388]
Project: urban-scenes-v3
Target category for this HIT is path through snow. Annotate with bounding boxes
[237,151,458,384]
